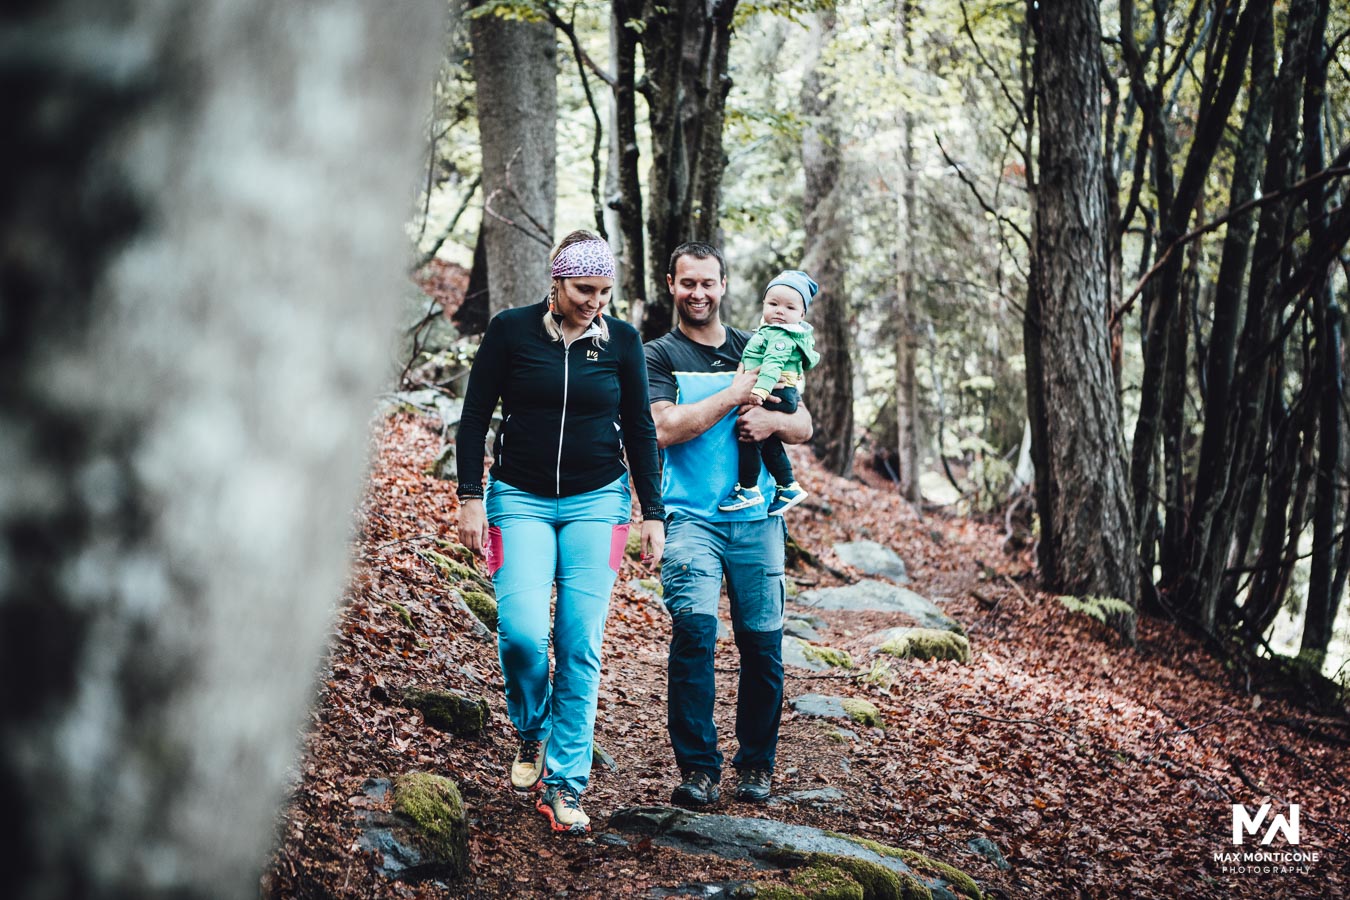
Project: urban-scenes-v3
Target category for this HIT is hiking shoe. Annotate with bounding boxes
[536,784,590,833]
[767,482,807,516]
[735,768,772,802]
[671,770,720,808]
[718,484,764,512]
[510,735,548,791]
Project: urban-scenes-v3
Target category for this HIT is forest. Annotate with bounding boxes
[3,0,1348,898]
[416,0,1350,678]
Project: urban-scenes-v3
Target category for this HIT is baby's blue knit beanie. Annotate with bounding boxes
[765,270,820,311]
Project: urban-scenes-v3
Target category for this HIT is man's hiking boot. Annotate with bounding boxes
[671,769,720,807]
[537,784,590,833]
[734,767,772,802]
[767,482,807,516]
[718,484,764,512]
[510,735,548,791]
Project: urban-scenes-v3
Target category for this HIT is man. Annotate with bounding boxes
[645,242,813,806]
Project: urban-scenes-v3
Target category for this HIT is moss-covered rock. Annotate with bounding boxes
[893,850,980,899]
[803,854,906,900]
[840,698,882,728]
[424,549,493,593]
[790,864,864,899]
[391,772,469,880]
[401,687,489,736]
[824,835,980,899]
[751,882,807,900]
[460,590,498,631]
[435,539,478,567]
[626,527,643,560]
[638,578,663,597]
[802,644,855,669]
[877,628,971,664]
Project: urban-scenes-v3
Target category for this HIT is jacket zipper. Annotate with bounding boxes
[556,344,571,494]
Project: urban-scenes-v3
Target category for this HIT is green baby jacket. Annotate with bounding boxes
[740,321,821,398]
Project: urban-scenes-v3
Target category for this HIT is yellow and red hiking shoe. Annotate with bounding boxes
[536,784,590,834]
[510,736,548,791]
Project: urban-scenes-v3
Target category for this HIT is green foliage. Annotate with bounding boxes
[1056,595,1136,627]
[466,1,548,24]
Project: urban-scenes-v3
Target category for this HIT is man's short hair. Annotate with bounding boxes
[668,241,726,281]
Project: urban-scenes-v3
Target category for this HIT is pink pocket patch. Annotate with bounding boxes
[609,524,630,573]
[485,526,504,577]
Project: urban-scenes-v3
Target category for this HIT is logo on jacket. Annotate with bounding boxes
[711,359,725,367]
[586,349,599,360]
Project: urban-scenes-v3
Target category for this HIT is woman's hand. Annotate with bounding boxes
[458,499,489,555]
[640,519,665,566]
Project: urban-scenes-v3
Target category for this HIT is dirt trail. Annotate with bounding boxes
[263,414,1348,899]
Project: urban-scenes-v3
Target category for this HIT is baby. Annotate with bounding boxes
[718,269,821,516]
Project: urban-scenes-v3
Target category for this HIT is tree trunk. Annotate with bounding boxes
[610,0,646,323]
[1128,0,1259,577]
[1180,2,1276,621]
[471,8,556,313]
[1022,0,1054,583]
[800,8,855,476]
[893,0,921,501]
[0,2,442,895]
[1198,0,1318,631]
[639,0,738,341]
[1034,0,1139,634]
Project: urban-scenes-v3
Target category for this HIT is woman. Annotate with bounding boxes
[456,230,665,834]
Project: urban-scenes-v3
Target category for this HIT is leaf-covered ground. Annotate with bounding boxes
[262,413,1348,899]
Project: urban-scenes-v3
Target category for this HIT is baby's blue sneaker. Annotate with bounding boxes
[767,482,808,516]
[718,484,764,512]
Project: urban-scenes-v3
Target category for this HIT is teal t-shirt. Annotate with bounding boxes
[645,327,777,521]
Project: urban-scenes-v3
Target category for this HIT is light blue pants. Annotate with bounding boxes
[484,474,631,794]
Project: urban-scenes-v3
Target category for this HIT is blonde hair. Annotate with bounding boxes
[544,230,610,347]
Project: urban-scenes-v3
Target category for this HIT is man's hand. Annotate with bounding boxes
[725,366,761,407]
[736,404,781,442]
[458,499,489,555]
[737,401,814,444]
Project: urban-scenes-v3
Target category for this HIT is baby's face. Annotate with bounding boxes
[762,286,805,325]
